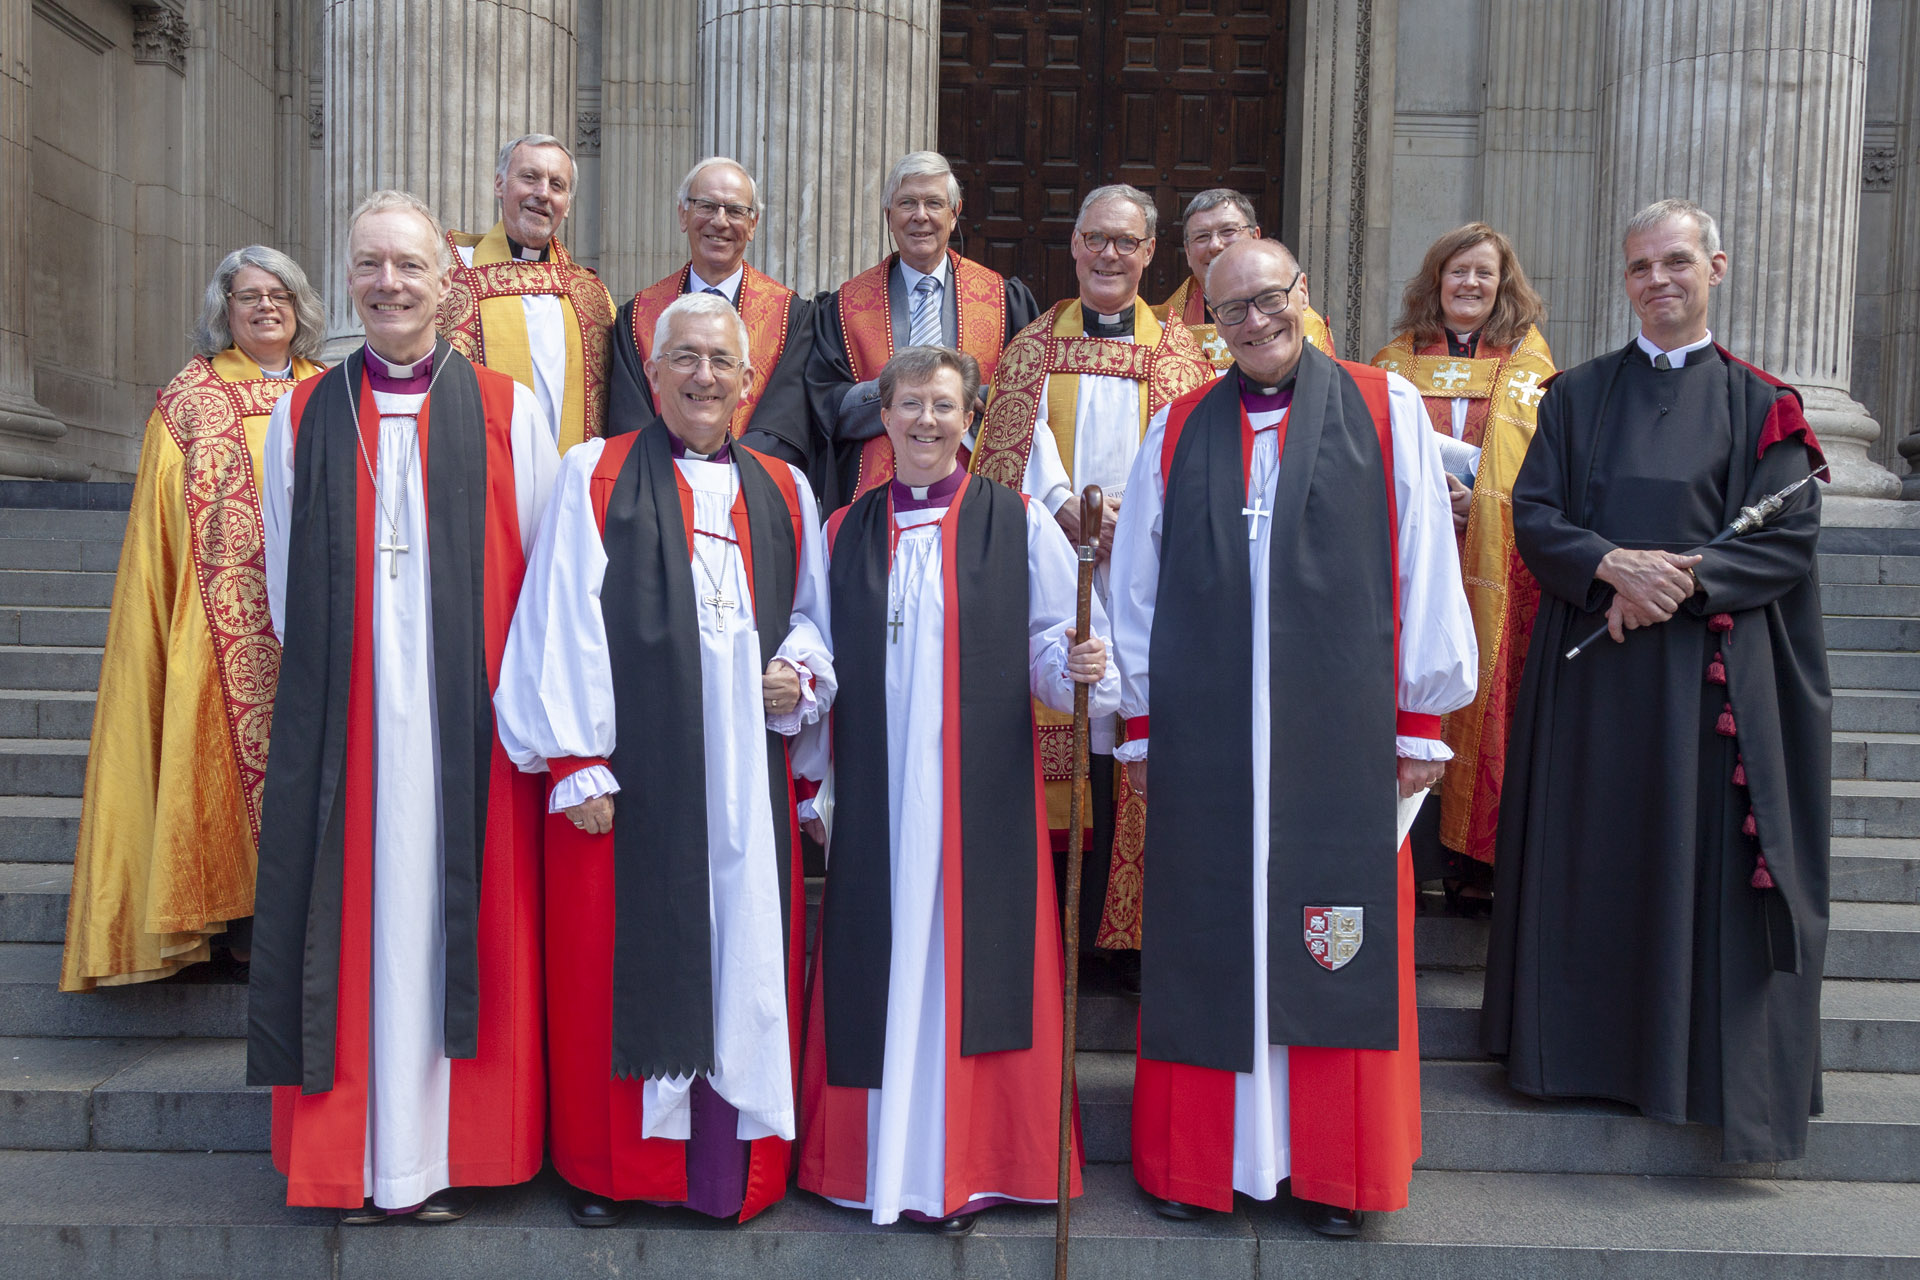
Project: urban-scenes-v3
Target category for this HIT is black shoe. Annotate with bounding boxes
[935,1213,977,1236]
[1152,1196,1210,1221]
[1302,1199,1364,1237]
[339,1198,389,1226]
[413,1186,481,1224]
[568,1190,626,1228]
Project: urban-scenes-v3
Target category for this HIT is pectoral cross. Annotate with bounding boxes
[888,607,905,643]
[379,532,409,578]
[1242,497,1272,541]
[703,590,736,632]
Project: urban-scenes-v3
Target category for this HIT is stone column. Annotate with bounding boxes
[600,0,700,297]
[0,0,76,476]
[1595,0,1897,498]
[1478,0,1605,366]
[697,0,939,296]
[319,0,578,348]
[1884,4,1920,497]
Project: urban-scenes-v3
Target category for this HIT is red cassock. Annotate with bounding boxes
[269,369,546,1208]
[542,432,807,1222]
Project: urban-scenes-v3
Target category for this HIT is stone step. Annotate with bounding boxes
[1823,614,1920,652]
[1831,780,1920,840]
[0,1036,263,1153]
[0,944,245,1039]
[0,690,93,742]
[0,538,121,574]
[1819,583,1920,617]
[0,738,87,798]
[1829,650,1920,691]
[0,862,68,943]
[1829,901,1920,981]
[0,607,108,649]
[0,797,81,863]
[1819,525,1920,558]
[1816,553,1920,586]
[1833,689,1920,735]
[1833,732,1920,782]
[0,645,100,692]
[1833,836,1920,904]
[0,507,127,541]
[0,571,114,609]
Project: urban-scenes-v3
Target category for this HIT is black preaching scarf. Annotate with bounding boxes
[599,424,798,1080]
[1140,344,1401,1072]
[247,340,493,1092]
[823,475,1037,1089]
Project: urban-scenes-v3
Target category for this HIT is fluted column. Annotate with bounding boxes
[1886,5,1920,497]
[0,0,73,474]
[1595,0,1896,497]
[697,0,938,296]
[319,0,578,347]
[601,0,699,297]
[1479,0,1604,365]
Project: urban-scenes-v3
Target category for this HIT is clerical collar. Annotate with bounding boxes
[689,264,744,304]
[1237,370,1296,415]
[1084,304,1136,338]
[363,346,433,394]
[669,434,732,463]
[505,234,549,263]
[890,465,965,512]
[1635,329,1714,369]
[1446,329,1480,358]
[258,363,293,380]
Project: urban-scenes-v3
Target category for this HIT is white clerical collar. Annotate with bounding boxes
[898,254,951,293]
[1636,329,1714,368]
[1094,310,1129,327]
[689,264,745,302]
[259,363,294,380]
[367,348,432,378]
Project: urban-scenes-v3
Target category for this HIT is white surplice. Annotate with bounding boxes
[456,242,566,450]
[493,437,835,1145]
[261,360,558,1208]
[825,493,1120,1224]
[1107,369,1477,1201]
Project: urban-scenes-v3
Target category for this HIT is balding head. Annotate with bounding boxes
[1206,238,1310,386]
[1205,237,1298,293]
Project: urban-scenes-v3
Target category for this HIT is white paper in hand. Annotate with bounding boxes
[1396,787,1429,847]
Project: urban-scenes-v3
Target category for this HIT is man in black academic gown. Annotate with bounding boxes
[1481,198,1831,1164]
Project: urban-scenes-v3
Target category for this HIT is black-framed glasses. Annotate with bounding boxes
[1078,231,1144,256]
[686,197,757,222]
[660,350,745,375]
[230,289,296,308]
[1212,272,1304,326]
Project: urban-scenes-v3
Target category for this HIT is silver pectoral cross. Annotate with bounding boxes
[379,532,409,578]
[1242,498,1272,541]
[888,607,905,644]
[704,590,736,632]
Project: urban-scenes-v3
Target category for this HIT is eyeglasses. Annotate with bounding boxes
[686,197,757,223]
[230,289,295,309]
[1078,231,1145,256]
[1184,224,1252,250]
[1212,272,1305,326]
[659,350,745,375]
[891,197,951,216]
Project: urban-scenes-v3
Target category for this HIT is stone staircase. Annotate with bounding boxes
[0,492,1916,1277]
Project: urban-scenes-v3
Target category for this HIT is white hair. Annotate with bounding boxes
[1623,197,1722,259]
[675,157,759,214]
[346,189,453,272]
[883,150,962,209]
[495,133,578,188]
[194,245,328,362]
[1076,184,1158,239]
[651,292,753,369]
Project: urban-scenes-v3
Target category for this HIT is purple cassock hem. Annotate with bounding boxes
[899,1196,1017,1224]
[642,1077,751,1219]
[888,464,966,513]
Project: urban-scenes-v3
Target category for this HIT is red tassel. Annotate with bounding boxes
[1717,703,1737,736]
[1742,811,1758,838]
[1750,855,1775,890]
[1709,613,1734,633]
[1732,761,1747,787]
[1707,651,1726,685]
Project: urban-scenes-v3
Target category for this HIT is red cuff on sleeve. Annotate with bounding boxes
[1396,711,1443,740]
[1126,716,1150,741]
[794,778,820,802]
[548,755,609,783]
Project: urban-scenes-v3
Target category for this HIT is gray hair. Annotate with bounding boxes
[1182,188,1258,231]
[676,156,760,215]
[878,345,982,412]
[1623,197,1722,259]
[651,291,754,370]
[1076,184,1158,240]
[347,189,454,272]
[495,133,578,188]
[883,151,962,210]
[193,245,327,363]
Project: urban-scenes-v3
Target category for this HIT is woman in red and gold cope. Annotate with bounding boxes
[1372,224,1553,912]
[61,246,327,990]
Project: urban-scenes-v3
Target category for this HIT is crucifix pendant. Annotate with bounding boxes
[888,607,904,644]
[704,591,736,632]
[1241,499,1271,541]
[379,533,409,577]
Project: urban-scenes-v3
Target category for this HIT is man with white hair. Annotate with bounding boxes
[972,182,1212,991]
[439,133,615,452]
[247,190,560,1225]
[1154,188,1337,370]
[805,150,1040,505]
[495,290,834,1228]
[608,157,819,489]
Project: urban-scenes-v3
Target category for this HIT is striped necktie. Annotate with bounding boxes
[909,275,943,348]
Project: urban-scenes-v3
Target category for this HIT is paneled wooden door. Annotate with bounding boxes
[939,0,1290,310]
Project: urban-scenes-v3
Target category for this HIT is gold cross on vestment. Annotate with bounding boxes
[1507,369,1546,408]
[1432,361,1472,391]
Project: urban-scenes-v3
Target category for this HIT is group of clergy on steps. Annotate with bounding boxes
[60,134,1830,1239]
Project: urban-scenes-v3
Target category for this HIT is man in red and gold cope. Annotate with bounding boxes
[61,247,326,993]
[805,150,1040,507]
[1108,238,1477,1237]
[607,157,821,493]
[494,291,834,1229]
[1153,188,1337,371]
[247,190,560,1225]
[972,183,1213,993]
[438,133,615,454]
